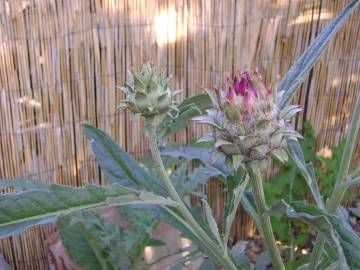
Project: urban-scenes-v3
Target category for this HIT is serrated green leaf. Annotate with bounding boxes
[0,184,165,239]
[83,124,165,195]
[160,145,231,176]
[58,211,129,270]
[277,0,360,109]
[158,93,213,138]
[182,166,220,196]
[159,104,202,138]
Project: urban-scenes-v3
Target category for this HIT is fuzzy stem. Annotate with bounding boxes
[247,164,285,270]
[145,117,238,270]
[309,94,360,270]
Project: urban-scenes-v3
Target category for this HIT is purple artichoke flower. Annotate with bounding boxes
[194,69,302,171]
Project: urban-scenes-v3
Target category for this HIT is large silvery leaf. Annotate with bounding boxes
[160,145,231,176]
[177,165,221,197]
[266,200,360,269]
[0,179,49,192]
[277,0,360,109]
[287,139,324,209]
[0,184,175,239]
[158,93,212,139]
[0,184,127,238]
[83,124,165,195]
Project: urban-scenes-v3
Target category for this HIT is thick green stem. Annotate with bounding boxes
[145,117,238,270]
[309,94,360,270]
[247,164,285,270]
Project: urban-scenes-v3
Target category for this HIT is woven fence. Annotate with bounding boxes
[0,0,359,268]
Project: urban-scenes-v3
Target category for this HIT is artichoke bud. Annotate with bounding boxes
[194,69,302,173]
[118,63,180,117]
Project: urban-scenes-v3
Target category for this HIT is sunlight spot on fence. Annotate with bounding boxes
[154,7,186,46]
[289,9,333,26]
[17,96,41,108]
[317,146,332,158]
[38,55,44,65]
[16,123,51,133]
[332,74,360,87]
[21,1,30,10]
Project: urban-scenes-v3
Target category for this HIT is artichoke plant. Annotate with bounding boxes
[118,63,181,117]
[194,70,302,172]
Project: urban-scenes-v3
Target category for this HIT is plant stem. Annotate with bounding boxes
[145,117,238,270]
[309,94,360,270]
[247,164,285,270]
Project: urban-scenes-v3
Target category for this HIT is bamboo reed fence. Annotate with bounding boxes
[0,0,359,268]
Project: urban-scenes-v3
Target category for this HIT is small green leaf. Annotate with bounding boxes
[214,139,234,148]
[223,173,249,247]
[279,105,302,120]
[229,241,252,270]
[241,189,263,237]
[271,148,288,163]
[202,199,223,249]
[147,239,166,247]
[287,139,324,209]
[232,155,247,171]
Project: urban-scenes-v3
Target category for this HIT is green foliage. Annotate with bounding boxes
[58,208,158,270]
[158,93,212,139]
[315,140,347,200]
[58,211,128,270]
[263,122,353,268]
[266,200,360,269]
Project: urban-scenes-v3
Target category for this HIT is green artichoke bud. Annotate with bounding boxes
[118,63,181,117]
[194,70,302,172]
